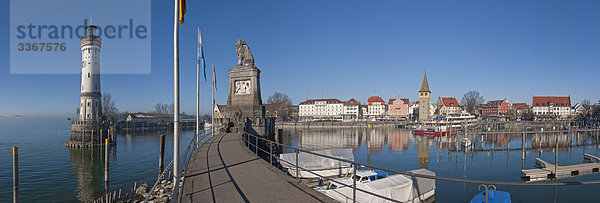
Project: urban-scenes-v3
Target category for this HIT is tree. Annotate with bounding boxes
[154,102,174,115]
[267,92,292,106]
[267,92,293,121]
[102,92,118,122]
[581,99,592,106]
[460,91,485,115]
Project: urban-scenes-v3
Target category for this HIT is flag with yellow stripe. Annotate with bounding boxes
[179,0,186,24]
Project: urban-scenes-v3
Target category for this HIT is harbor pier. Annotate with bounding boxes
[181,132,334,202]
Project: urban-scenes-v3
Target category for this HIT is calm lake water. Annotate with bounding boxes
[280,128,600,202]
[0,118,196,202]
[2,118,600,202]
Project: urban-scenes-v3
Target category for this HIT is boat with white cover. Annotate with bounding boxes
[279,148,354,178]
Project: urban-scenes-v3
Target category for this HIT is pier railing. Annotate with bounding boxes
[242,130,600,203]
[143,130,213,203]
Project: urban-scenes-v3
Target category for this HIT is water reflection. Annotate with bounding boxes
[415,136,432,169]
[282,128,600,202]
[69,148,105,202]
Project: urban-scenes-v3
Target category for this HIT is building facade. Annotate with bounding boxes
[387,99,409,120]
[436,97,462,116]
[532,96,572,118]
[481,99,512,118]
[299,99,344,121]
[418,72,431,122]
[513,103,530,116]
[343,98,362,121]
[367,96,387,119]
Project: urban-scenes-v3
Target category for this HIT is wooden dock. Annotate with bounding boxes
[521,154,600,182]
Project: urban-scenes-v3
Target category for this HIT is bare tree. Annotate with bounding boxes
[267,92,293,121]
[581,99,592,106]
[154,102,174,115]
[460,91,485,114]
[102,92,118,121]
[267,92,292,105]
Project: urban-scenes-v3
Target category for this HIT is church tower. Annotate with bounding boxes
[418,71,431,122]
[78,24,103,122]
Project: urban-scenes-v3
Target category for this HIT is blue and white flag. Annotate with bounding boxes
[198,28,207,81]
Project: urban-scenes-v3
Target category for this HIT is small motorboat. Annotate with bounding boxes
[470,188,511,203]
[315,167,389,191]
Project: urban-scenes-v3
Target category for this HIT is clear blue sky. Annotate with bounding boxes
[1,0,600,118]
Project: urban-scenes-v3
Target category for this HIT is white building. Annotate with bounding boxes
[532,96,572,118]
[299,99,344,121]
[367,96,387,118]
[343,98,361,121]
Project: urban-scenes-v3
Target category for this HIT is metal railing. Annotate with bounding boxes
[241,131,600,203]
[143,130,213,203]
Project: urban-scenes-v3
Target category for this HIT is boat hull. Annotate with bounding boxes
[413,130,452,137]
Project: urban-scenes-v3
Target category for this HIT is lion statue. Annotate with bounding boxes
[235,39,254,66]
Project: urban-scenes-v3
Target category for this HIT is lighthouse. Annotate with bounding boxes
[78,24,103,122]
[67,22,106,148]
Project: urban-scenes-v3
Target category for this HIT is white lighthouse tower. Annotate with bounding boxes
[68,22,106,148]
[78,24,103,122]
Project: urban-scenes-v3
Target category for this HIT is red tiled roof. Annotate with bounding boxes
[532,96,571,107]
[513,103,529,110]
[344,98,360,105]
[388,98,410,104]
[299,98,343,105]
[368,96,385,105]
[484,100,504,108]
[440,97,460,107]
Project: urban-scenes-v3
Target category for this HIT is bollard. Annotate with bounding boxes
[105,139,109,183]
[13,146,18,203]
[159,134,165,174]
[255,135,258,155]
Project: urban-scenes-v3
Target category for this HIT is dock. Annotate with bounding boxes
[521,154,600,182]
[181,132,335,202]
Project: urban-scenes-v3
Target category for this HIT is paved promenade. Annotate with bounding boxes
[181,132,335,202]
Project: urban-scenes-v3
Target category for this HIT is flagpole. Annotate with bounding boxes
[196,27,200,145]
[212,61,215,137]
[172,0,180,201]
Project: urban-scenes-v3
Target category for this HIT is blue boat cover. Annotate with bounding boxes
[470,190,511,203]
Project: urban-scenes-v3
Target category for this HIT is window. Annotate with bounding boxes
[88,73,90,78]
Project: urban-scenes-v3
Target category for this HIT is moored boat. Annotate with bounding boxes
[470,189,511,203]
[412,125,452,137]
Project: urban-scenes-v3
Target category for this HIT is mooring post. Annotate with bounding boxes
[295,149,299,183]
[522,132,526,160]
[555,132,558,179]
[13,146,18,203]
[160,134,165,174]
[353,163,357,203]
[105,138,109,184]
